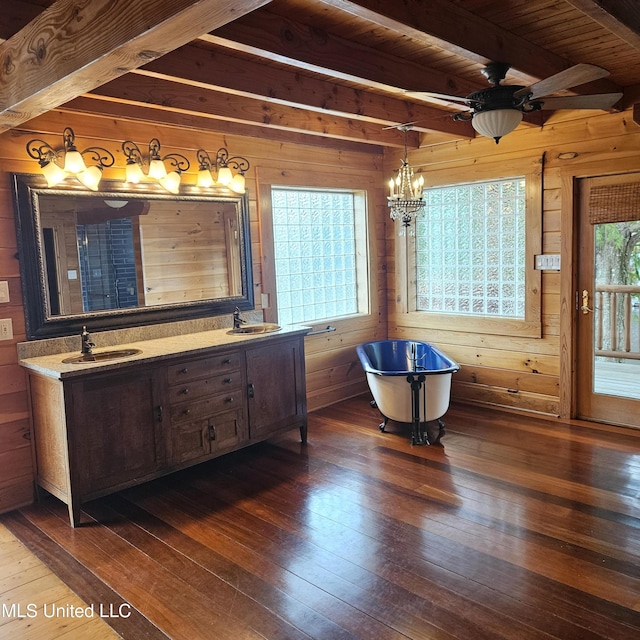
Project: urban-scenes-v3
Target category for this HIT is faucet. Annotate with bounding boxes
[81,326,95,355]
[232,307,247,329]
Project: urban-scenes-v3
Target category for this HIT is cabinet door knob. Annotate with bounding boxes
[208,424,216,441]
[156,405,163,422]
[248,383,255,398]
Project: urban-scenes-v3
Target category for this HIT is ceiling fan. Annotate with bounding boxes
[415,62,623,143]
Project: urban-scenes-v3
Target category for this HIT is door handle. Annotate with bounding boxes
[581,289,593,314]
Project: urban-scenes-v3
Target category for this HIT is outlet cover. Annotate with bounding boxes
[0,318,13,341]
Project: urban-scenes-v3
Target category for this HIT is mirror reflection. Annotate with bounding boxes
[12,175,254,339]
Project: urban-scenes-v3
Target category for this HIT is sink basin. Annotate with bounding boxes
[62,348,142,364]
[227,323,281,335]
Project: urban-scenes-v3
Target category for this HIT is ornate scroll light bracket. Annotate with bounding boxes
[197,147,251,194]
[122,138,190,194]
[26,127,115,191]
[387,124,425,236]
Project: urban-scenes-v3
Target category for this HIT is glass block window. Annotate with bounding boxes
[416,177,526,318]
[271,187,365,325]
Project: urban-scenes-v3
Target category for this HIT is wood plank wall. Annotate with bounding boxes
[0,110,385,514]
[386,109,640,418]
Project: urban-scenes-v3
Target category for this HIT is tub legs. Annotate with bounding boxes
[407,373,427,445]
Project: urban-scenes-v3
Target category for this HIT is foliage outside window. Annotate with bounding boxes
[416,177,526,318]
[271,187,368,325]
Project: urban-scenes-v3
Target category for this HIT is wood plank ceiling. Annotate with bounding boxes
[0,0,639,152]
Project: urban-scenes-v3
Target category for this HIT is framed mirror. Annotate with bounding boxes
[12,174,254,339]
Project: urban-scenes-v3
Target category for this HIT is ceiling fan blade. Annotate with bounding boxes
[404,90,473,105]
[513,63,611,100]
[537,92,622,110]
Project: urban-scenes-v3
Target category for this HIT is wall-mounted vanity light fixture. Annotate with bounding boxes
[26,128,115,190]
[122,138,190,194]
[196,147,250,194]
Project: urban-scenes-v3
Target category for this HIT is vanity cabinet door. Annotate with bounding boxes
[68,367,165,496]
[246,337,307,441]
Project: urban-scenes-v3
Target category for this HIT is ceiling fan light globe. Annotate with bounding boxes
[472,109,523,143]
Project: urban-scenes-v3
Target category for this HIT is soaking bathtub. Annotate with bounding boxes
[356,340,459,444]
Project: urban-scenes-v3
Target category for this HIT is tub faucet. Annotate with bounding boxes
[81,326,95,355]
[232,307,247,329]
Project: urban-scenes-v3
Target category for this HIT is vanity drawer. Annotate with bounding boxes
[167,351,242,384]
[168,371,242,403]
[170,392,242,424]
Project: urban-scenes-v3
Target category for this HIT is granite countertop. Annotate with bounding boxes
[19,325,310,380]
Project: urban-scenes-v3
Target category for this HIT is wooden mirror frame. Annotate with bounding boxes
[12,174,254,339]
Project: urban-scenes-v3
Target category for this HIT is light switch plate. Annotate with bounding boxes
[534,254,561,270]
[0,281,9,303]
[0,319,13,341]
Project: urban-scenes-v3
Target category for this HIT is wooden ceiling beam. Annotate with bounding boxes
[314,0,620,96]
[136,45,474,138]
[0,0,273,132]
[86,74,419,147]
[203,11,481,99]
[564,0,640,49]
[58,97,384,154]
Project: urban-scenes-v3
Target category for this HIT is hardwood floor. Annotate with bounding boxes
[2,397,640,640]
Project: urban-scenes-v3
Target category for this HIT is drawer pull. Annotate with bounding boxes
[225,396,234,403]
[182,408,191,416]
[180,367,188,374]
[224,377,233,384]
[208,424,216,441]
[180,388,189,395]
[222,358,232,365]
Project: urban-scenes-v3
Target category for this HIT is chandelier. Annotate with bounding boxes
[387,125,425,235]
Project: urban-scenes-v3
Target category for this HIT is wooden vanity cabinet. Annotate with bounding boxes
[29,365,166,528]
[26,332,307,527]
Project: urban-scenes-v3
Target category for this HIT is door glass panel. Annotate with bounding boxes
[592,220,640,400]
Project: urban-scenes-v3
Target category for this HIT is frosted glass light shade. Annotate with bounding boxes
[217,165,233,186]
[230,173,245,194]
[77,165,102,191]
[160,171,181,194]
[63,149,86,174]
[197,167,214,188]
[41,161,67,187]
[148,158,167,180]
[125,161,145,184]
[472,109,523,143]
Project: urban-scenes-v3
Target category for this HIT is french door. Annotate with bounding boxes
[576,173,640,428]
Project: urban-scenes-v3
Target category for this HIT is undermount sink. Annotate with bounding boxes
[227,323,281,335]
[62,348,142,364]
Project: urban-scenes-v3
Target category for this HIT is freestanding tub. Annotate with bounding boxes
[356,340,459,444]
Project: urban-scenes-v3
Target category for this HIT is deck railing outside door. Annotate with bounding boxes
[594,285,640,360]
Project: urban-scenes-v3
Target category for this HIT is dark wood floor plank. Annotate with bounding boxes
[4,398,640,640]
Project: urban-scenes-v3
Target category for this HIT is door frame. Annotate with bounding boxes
[559,156,640,420]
